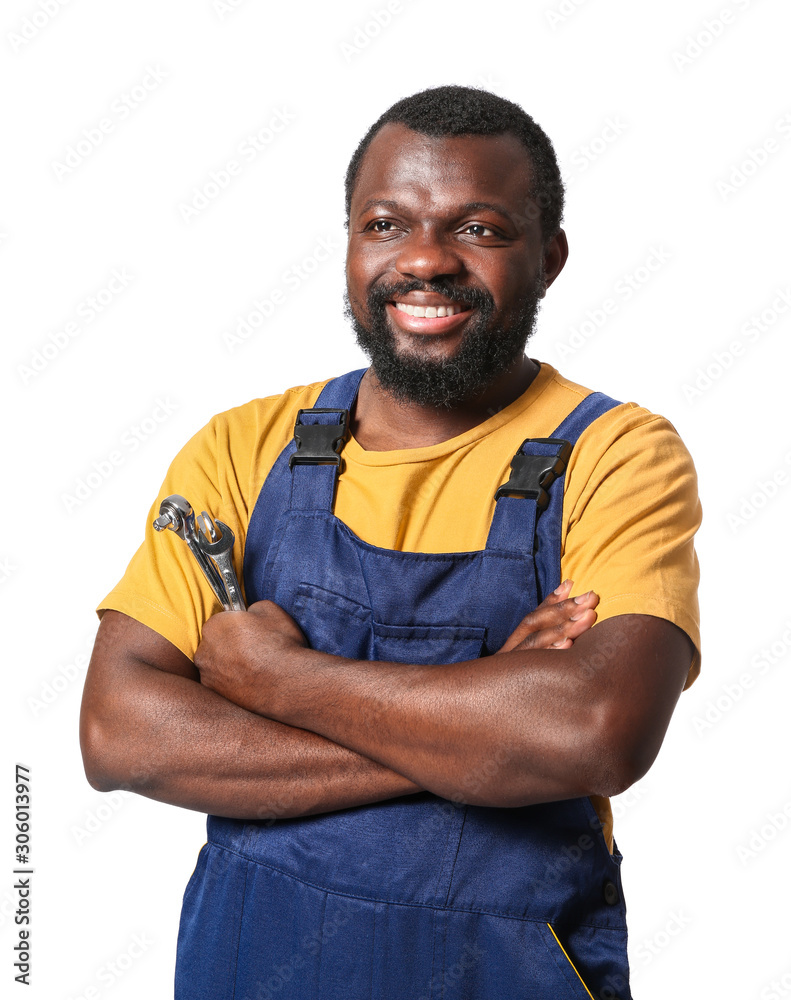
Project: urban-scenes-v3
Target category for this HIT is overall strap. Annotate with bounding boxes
[288,368,366,512]
[243,369,366,604]
[486,391,622,602]
[312,368,367,410]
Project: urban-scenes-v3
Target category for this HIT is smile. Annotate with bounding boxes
[394,301,463,318]
[386,299,473,335]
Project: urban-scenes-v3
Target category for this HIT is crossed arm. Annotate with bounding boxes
[80,581,693,819]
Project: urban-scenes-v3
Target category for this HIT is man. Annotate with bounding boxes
[80,86,701,999]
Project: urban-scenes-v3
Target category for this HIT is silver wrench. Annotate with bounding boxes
[196,513,247,612]
[153,495,231,611]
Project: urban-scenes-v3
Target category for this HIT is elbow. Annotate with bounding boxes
[451,692,665,807]
[589,757,641,800]
[603,745,658,798]
[485,717,656,808]
[79,712,122,792]
[79,708,154,795]
[587,705,661,798]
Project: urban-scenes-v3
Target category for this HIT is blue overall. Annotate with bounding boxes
[175,369,632,1000]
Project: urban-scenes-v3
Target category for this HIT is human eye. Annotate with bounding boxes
[461,222,497,238]
[365,219,399,233]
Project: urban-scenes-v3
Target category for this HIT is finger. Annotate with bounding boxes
[247,599,279,615]
[513,606,598,652]
[246,599,307,648]
[498,589,599,653]
[525,584,598,628]
[500,582,575,650]
[536,579,573,609]
[571,588,599,611]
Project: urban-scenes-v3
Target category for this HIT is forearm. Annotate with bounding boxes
[262,646,601,807]
[253,616,689,808]
[80,618,421,820]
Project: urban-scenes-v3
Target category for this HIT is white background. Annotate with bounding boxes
[3,0,790,996]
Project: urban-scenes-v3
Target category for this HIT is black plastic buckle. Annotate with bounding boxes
[289,409,349,468]
[495,438,572,510]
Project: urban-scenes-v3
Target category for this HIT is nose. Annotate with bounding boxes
[395,227,464,282]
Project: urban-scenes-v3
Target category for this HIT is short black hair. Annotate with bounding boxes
[344,85,565,243]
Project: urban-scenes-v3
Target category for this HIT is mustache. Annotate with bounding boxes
[367,279,494,313]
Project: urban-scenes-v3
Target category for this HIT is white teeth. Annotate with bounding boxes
[394,301,460,318]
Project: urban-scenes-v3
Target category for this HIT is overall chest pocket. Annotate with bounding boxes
[292,582,487,665]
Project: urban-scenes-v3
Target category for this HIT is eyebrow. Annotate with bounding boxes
[357,198,402,215]
[356,198,519,219]
[457,201,517,218]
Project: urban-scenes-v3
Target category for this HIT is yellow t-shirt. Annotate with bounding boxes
[99,361,702,852]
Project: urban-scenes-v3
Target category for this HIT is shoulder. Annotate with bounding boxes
[535,362,697,486]
[206,377,333,447]
[155,376,339,518]
[174,377,338,472]
[541,366,702,685]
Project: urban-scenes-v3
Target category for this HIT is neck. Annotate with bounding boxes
[351,356,539,451]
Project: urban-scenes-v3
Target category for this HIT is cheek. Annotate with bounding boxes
[345,254,371,300]
[487,262,534,308]
[347,236,394,282]
[346,258,387,320]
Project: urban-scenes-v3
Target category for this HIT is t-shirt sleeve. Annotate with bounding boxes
[97,380,328,660]
[560,403,702,689]
[97,411,252,661]
[97,380,279,659]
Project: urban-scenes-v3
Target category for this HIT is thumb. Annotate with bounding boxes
[247,599,280,616]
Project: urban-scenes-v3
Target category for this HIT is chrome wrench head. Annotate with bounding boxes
[196,515,247,612]
[197,511,220,543]
[152,495,231,610]
[196,512,235,556]
[153,494,193,538]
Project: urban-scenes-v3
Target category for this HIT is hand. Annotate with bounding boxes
[495,580,599,654]
[194,600,307,713]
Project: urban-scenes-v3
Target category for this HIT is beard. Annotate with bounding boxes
[344,269,544,409]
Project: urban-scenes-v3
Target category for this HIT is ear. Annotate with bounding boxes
[540,228,569,296]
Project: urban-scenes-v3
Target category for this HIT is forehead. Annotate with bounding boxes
[351,122,536,216]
